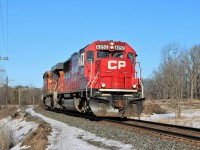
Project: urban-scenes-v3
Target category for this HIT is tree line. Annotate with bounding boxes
[143,43,200,100]
[0,76,42,106]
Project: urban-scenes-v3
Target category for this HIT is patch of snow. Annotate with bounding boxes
[142,113,176,120]
[182,113,200,118]
[0,116,12,128]
[0,115,38,150]
[26,108,133,150]
[139,111,200,128]
[192,122,200,128]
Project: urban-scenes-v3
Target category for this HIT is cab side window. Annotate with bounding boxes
[127,52,134,64]
[87,50,94,63]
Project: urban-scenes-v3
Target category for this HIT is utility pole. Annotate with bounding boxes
[5,76,8,106]
[15,86,28,107]
[0,46,9,105]
[0,69,5,107]
[5,76,14,106]
[18,88,21,107]
[0,57,9,60]
[0,69,6,106]
[33,91,35,106]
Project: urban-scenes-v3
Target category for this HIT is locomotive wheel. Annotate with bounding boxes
[50,98,55,109]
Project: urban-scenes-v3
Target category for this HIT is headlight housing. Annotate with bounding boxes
[101,83,106,88]
[132,84,137,89]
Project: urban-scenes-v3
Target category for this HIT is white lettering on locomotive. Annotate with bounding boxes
[108,60,126,69]
[118,61,126,69]
[115,45,125,50]
[96,45,108,50]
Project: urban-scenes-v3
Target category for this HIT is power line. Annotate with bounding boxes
[6,0,8,57]
[0,0,6,55]
[0,0,9,60]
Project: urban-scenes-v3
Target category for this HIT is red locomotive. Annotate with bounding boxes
[43,40,145,117]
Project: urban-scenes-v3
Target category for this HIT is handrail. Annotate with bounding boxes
[139,78,144,98]
[91,71,100,96]
[86,59,92,98]
[136,62,144,98]
[136,62,142,79]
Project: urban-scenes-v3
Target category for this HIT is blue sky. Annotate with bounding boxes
[0,0,200,87]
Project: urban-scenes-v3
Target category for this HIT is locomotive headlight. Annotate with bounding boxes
[101,83,106,88]
[110,42,114,45]
[132,84,137,89]
[110,46,114,49]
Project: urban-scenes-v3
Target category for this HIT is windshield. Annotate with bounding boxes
[97,51,110,59]
[112,52,123,58]
[97,51,125,59]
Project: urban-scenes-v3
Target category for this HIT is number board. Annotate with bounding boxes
[115,45,125,51]
[96,45,109,50]
[96,44,126,51]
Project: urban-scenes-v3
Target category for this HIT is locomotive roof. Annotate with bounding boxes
[71,52,78,57]
[51,62,64,72]
[79,44,90,53]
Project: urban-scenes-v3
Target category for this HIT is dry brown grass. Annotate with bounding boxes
[21,113,52,150]
[0,106,18,149]
[0,106,18,120]
[0,127,14,150]
[142,103,167,115]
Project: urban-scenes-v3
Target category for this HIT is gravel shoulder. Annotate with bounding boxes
[34,107,200,150]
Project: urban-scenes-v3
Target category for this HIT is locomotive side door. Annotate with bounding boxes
[78,52,87,90]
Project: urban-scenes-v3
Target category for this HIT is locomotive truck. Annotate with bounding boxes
[43,40,145,117]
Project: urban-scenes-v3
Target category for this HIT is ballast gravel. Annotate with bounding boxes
[34,108,200,150]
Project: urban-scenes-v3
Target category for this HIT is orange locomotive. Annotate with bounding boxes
[43,40,145,117]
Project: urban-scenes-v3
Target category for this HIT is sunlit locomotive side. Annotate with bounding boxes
[43,40,145,117]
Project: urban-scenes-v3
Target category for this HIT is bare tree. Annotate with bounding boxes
[183,45,200,100]
[144,43,200,103]
[160,43,184,100]
[142,43,186,118]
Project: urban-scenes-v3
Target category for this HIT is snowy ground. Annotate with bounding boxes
[0,107,200,150]
[1,108,133,150]
[140,113,200,127]
[0,112,38,150]
[140,110,200,128]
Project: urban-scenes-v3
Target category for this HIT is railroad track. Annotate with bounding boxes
[102,118,200,147]
[44,108,200,146]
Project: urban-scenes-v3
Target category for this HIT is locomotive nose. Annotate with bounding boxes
[97,58,132,89]
[89,96,145,117]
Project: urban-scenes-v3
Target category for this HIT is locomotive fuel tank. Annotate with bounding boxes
[61,98,83,112]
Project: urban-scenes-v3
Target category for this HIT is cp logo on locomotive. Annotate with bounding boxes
[108,60,126,69]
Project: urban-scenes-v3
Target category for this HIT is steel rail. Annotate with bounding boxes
[104,119,200,142]
[129,118,200,132]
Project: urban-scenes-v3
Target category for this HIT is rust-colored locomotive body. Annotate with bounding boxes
[43,40,145,117]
